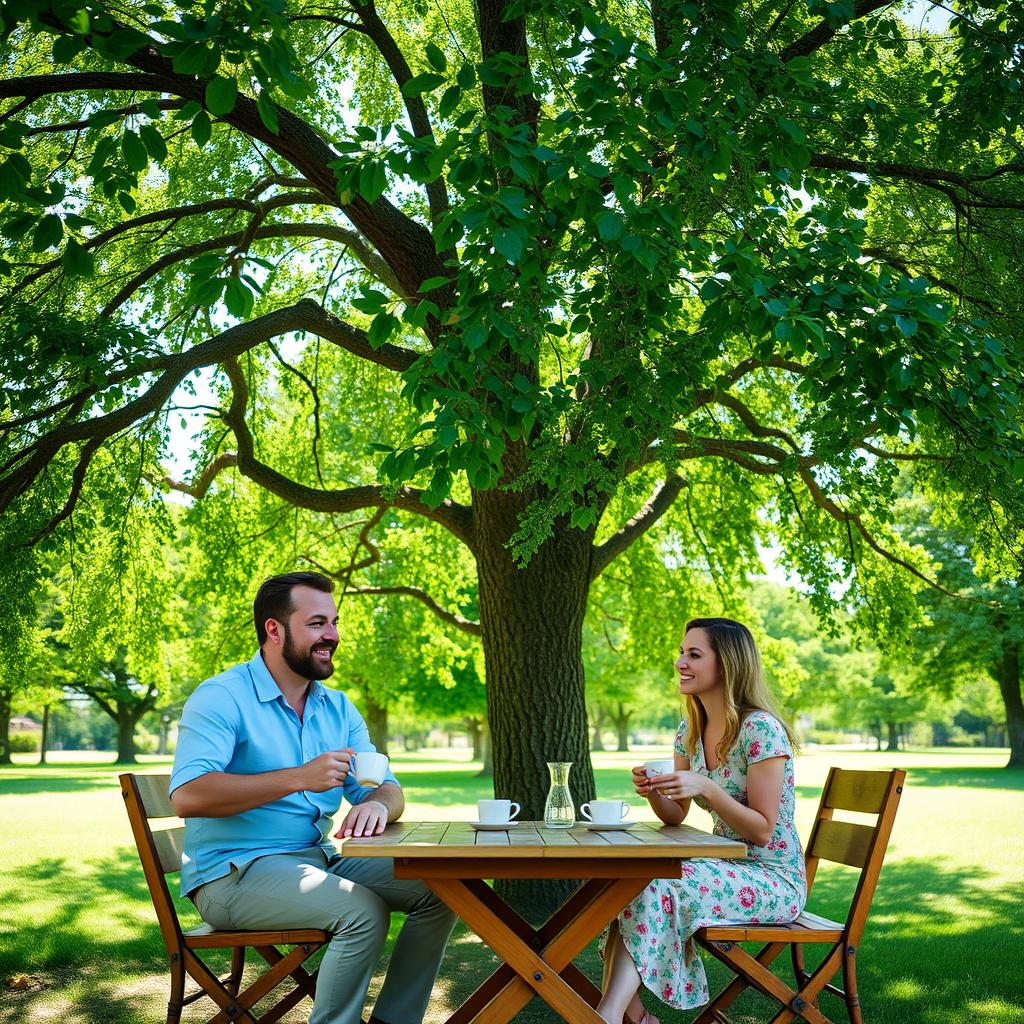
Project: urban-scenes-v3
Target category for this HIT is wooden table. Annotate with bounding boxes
[337,821,746,1024]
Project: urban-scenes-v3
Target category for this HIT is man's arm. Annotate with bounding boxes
[171,750,355,818]
[334,782,404,839]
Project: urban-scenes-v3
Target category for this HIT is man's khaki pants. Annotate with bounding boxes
[194,846,456,1024]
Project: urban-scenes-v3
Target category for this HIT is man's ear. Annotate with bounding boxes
[265,618,284,645]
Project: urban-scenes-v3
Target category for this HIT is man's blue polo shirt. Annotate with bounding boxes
[169,651,398,897]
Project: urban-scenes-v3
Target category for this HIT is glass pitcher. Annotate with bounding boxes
[544,761,575,829]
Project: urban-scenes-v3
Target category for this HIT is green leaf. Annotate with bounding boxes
[418,276,451,293]
[256,91,279,134]
[32,214,63,252]
[368,312,400,348]
[493,227,524,263]
[596,210,623,241]
[425,42,447,73]
[61,238,94,278]
[52,34,85,63]
[205,75,238,116]
[358,161,388,203]
[764,297,790,317]
[191,111,212,148]
[456,63,476,89]
[140,124,168,163]
[121,130,149,172]
[188,276,225,305]
[895,314,918,338]
[464,324,488,350]
[438,86,462,119]
[224,278,254,318]
[402,72,446,98]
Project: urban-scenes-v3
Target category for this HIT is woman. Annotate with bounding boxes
[598,617,806,1024]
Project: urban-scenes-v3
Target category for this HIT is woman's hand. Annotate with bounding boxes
[649,770,711,801]
[631,764,653,797]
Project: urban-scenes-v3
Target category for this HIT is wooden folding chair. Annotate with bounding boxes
[693,767,905,1024]
[120,772,329,1024]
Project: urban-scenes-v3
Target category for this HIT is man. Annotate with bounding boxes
[170,571,455,1024]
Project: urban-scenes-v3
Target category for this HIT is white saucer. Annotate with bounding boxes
[581,821,635,831]
[470,821,520,831]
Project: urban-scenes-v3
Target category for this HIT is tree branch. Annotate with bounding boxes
[591,475,687,579]
[102,221,403,313]
[0,300,413,512]
[348,1,449,225]
[161,452,239,497]
[344,585,481,636]
[779,1,896,61]
[1,57,444,297]
[221,357,475,549]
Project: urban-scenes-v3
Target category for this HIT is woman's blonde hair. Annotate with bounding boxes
[681,617,797,764]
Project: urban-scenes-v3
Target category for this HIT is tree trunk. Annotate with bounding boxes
[475,489,596,918]
[116,705,138,764]
[590,706,606,752]
[363,694,389,756]
[996,646,1024,767]
[611,702,631,752]
[478,718,493,778]
[886,720,899,752]
[38,704,50,765]
[0,687,11,765]
[467,716,482,759]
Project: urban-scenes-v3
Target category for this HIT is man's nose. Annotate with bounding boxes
[323,624,340,642]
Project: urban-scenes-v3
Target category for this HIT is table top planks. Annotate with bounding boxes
[337,821,746,860]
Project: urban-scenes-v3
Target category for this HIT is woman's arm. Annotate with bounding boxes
[660,756,786,846]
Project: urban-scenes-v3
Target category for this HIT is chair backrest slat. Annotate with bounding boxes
[824,770,892,814]
[802,767,905,949]
[809,818,875,868]
[153,826,186,874]
[133,774,176,818]
[120,772,184,953]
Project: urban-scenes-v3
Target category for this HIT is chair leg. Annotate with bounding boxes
[167,952,185,1024]
[792,944,810,989]
[227,947,245,995]
[841,947,863,1024]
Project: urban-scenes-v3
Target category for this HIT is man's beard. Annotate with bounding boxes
[282,624,336,680]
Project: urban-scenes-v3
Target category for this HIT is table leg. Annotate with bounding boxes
[428,876,649,1024]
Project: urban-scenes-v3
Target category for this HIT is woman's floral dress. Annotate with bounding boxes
[616,711,806,1009]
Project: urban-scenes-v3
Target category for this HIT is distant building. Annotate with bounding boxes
[10,716,42,734]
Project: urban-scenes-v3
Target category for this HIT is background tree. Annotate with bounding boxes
[897,491,1024,766]
[3,2,1024,908]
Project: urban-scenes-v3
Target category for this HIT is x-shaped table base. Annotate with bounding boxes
[394,859,684,1024]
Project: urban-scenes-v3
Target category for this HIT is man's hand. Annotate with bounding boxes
[299,749,354,793]
[335,799,389,838]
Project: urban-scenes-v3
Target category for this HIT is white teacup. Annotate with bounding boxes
[477,798,521,825]
[353,751,389,787]
[643,759,674,778]
[580,800,630,824]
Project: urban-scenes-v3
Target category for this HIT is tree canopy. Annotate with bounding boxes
[3,1,1024,878]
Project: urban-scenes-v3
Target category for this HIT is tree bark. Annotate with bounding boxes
[116,706,138,763]
[886,720,899,752]
[590,706,607,752]
[475,488,596,917]
[995,646,1024,768]
[363,694,389,756]
[38,704,50,765]
[467,716,483,760]
[611,702,632,752]
[0,687,11,765]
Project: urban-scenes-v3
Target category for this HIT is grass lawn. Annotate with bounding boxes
[1,747,1021,1024]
